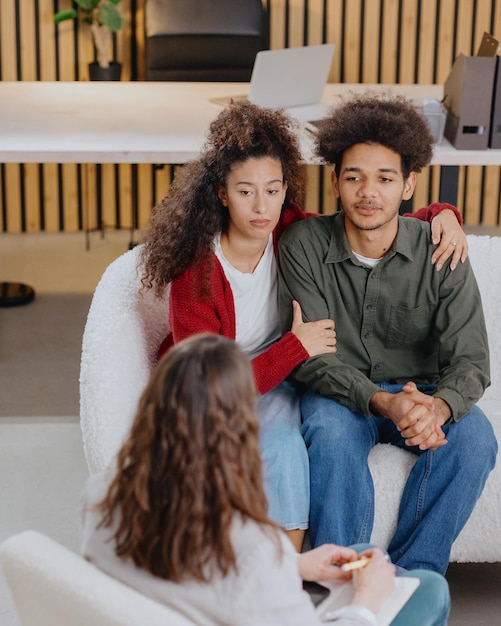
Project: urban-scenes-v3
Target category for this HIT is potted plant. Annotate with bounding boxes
[54,0,125,81]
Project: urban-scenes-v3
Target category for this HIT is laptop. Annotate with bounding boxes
[210,44,335,125]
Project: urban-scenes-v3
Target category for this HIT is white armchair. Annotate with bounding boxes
[0,530,195,626]
[79,245,170,474]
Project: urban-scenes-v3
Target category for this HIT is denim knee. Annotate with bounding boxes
[445,405,497,472]
[300,390,366,443]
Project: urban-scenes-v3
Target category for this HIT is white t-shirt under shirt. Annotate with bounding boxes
[214,233,281,359]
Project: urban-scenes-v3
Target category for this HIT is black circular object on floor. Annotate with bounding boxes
[0,282,35,307]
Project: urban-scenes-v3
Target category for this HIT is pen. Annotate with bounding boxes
[341,556,371,572]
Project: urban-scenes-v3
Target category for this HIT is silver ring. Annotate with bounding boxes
[451,241,457,246]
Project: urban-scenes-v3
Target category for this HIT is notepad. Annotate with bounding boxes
[305,576,420,625]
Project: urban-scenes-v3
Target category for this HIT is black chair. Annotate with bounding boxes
[144,0,269,82]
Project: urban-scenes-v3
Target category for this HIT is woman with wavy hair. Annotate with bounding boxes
[139,101,466,551]
[81,333,450,626]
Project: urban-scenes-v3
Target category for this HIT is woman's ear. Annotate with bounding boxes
[218,187,228,206]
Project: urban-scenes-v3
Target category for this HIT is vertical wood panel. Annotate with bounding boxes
[455,0,475,56]
[61,163,79,231]
[4,164,22,232]
[322,164,337,215]
[435,0,456,83]
[154,165,173,205]
[380,0,400,82]
[137,163,153,229]
[344,0,362,83]
[269,0,287,49]
[306,0,326,45]
[473,0,495,54]
[398,0,418,83]
[57,18,78,81]
[304,164,321,213]
[118,164,133,229]
[464,166,483,224]
[42,163,61,231]
[482,167,501,225]
[362,0,382,83]
[39,0,56,81]
[413,169,431,213]
[325,0,343,82]
[101,163,118,229]
[1,0,18,80]
[23,164,41,231]
[287,0,306,47]
[19,3,37,80]
[416,0,437,84]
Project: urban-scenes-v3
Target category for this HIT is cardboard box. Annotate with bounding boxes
[489,56,501,149]
[443,53,497,149]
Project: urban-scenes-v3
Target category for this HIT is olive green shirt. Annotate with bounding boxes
[277,213,490,421]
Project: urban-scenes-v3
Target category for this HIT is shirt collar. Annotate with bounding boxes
[325,213,414,264]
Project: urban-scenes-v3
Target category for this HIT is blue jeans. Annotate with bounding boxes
[301,384,497,574]
[351,544,450,626]
[257,380,309,530]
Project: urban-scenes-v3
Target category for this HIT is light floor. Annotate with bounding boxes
[1,229,501,626]
[0,230,130,626]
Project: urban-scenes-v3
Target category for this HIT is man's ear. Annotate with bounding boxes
[402,172,417,201]
[331,169,340,198]
[218,187,228,206]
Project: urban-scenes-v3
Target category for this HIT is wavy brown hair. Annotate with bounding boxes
[96,333,280,582]
[315,91,434,179]
[140,101,306,297]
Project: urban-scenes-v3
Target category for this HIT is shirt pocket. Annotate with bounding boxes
[386,302,434,345]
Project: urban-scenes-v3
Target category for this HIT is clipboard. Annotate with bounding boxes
[305,576,420,625]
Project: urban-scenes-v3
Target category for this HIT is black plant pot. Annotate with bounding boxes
[88,61,122,81]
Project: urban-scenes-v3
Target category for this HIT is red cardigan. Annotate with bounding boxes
[158,201,461,394]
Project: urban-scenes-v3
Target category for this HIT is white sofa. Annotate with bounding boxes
[80,235,501,563]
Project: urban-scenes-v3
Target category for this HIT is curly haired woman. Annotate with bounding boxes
[139,101,466,551]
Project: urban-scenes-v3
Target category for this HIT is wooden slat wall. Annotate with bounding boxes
[0,0,500,232]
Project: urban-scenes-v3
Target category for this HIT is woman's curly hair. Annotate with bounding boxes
[96,333,280,582]
[141,101,305,297]
[315,91,434,179]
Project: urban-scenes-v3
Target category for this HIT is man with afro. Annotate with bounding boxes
[277,92,497,575]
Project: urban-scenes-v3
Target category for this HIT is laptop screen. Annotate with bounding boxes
[248,44,335,109]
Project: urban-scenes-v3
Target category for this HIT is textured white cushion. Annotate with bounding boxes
[80,245,169,474]
[370,235,501,562]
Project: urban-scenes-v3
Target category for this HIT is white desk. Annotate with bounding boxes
[1,80,500,166]
[1,80,500,208]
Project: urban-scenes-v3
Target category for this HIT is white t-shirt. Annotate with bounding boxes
[214,234,281,359]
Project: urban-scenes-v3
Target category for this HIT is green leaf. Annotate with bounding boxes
[108,0,123,5]
[54,9,78,24]
[99,4,125,31]
[74,0,100,11]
